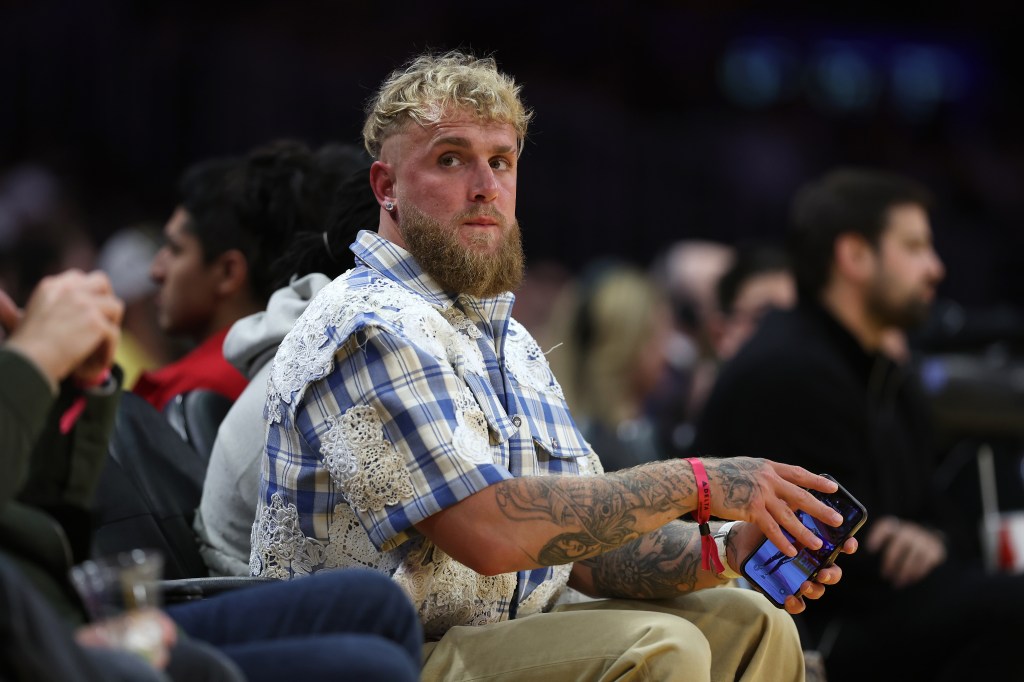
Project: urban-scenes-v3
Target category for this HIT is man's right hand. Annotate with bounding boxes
[4,270,124,387]
[865,516,945,588]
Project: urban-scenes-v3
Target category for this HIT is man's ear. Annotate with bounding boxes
[369,160,396,208]
[833,233,876,285]
[213,249,250,297]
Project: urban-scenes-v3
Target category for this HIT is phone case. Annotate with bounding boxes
[740,474,867,608]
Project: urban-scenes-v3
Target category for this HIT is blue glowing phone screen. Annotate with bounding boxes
[744,490,864,605]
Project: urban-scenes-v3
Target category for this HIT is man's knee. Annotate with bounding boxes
[616,611,713,680]
[718,588,798,633]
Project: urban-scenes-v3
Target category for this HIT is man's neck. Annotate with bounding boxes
[818,285,885,352]
[191,298,262,348]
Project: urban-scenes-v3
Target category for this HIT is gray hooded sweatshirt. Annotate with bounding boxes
[194,273,332,576]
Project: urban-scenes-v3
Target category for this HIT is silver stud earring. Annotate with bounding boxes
[384,200,395,211]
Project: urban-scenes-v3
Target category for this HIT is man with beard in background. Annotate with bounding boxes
[695,167,1024,682]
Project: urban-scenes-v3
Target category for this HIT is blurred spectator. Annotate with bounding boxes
[0,164,97,307]
[648,239,735,455]
[1,269,245,681]
[694,167,1024,682]
[510,259,573,352]
[195,156,375,576]
[96,224,176,388]
[1,269,423,682]
[133,140,337,411]
[710,244,796,361]
[546,261,674,472]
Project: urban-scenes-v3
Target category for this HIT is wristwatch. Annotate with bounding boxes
[713,521,743,579]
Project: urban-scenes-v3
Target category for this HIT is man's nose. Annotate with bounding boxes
[149,250,167,282]
[469,162,499,202]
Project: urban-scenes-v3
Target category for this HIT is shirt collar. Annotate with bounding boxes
[350,229,516,326]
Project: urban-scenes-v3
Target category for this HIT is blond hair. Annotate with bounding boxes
[362,51,532,159]
[548,265,669,427]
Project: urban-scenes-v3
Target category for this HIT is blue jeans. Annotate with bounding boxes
[167,568,421,682]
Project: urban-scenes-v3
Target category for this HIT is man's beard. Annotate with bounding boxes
[398,202,525,298]
[865,280,932,330]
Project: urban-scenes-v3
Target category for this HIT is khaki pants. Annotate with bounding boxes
[421,587,804,681]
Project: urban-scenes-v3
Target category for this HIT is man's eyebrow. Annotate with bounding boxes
[434,136,471,149]
[433,136,516,154]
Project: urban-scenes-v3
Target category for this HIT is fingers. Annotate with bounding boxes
[814,563,842,587]
[783,594,807,614]
[761,499,814,557]
[6,269,124,384]
[865,516,900,553]
[703,458,849,560]
[873,520,945,588]
[772,463,839,496]
[763,486,842,556]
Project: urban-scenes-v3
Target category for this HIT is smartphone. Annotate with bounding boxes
[740,474,867,608]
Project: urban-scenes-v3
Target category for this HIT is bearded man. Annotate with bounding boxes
[251,52,855,682]
[695,168,1024,682]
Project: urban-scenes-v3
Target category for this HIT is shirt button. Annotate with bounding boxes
[550,438,559,450]
[512,415,522,428]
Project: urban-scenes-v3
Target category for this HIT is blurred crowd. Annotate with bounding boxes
[4,38,1024,679]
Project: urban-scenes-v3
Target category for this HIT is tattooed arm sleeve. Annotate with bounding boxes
[568,520,734,599]
[492,460,700,566]
[416,454,825,578]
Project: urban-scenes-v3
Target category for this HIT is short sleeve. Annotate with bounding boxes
[297,325,514,551]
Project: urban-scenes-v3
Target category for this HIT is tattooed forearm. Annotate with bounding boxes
[581,522,709,599]
[494,461,699,565]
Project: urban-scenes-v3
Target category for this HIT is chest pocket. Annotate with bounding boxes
[510,378,591,461]
[463,372,518,446]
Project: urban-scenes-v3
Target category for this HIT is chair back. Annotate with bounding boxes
[91,392,209,579]
[163,389,234,463]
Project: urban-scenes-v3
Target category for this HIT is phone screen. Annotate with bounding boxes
[741,476,867,608]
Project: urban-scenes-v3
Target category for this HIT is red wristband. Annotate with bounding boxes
[686,457,725,574]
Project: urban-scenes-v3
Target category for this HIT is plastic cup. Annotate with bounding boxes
[69,548,166,663]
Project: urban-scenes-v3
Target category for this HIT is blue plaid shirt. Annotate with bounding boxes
[250,231,600,635]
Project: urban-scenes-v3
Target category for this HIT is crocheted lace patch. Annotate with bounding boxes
[320,405,414,512]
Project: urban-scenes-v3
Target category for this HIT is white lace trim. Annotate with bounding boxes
[250,494,400,578]
[250,492,521,640]
[320,405,414,512]
[267,276,487,424]
[577,451,606,477]
[442,306,483,339]
[504,319,565,399]
[392,541,518,639]
[452,389,492,464]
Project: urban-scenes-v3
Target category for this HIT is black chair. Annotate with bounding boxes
[91,392,277,601]
[163,389,235,463]
[91,391,210,580]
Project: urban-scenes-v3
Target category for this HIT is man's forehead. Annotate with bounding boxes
[884,203,931,240]
[385,114,517,154]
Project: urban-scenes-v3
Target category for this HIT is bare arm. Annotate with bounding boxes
[416,456,841,576]
[570,519,709,597]
[570,517,857,616]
